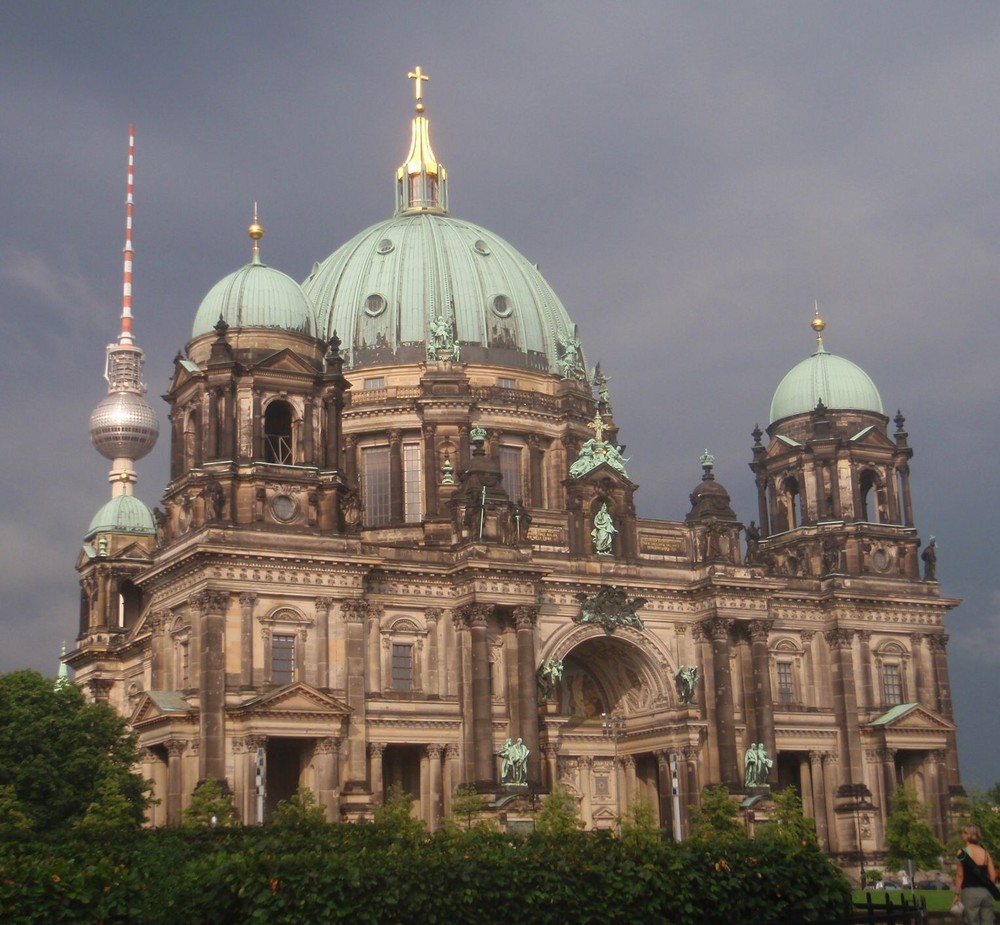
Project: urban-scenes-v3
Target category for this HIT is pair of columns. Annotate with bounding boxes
[368,742,460,829]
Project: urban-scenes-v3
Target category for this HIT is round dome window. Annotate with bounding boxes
[376,238,394,255]
[473,239,491,256]
[490,295,513,318]
[364,294,387,317]
[272,494,297,522]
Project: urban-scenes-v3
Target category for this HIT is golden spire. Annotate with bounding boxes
[249,202,264,265]
[811,299,826,352]
[396,66,448,214]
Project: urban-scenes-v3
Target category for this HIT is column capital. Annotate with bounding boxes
[190,590,230,615]
[824,628,855,650]
[424,607,443,624]
[458,603,493,628]
[239,592,258,609]
[747,619,773,641]
[927,633,949,652]
[165,738,187,758]
[368,742,387,758]
[426,744,445,759]
[514,605,538,629]
[445,743,461,760]
[316,736,341,754]
[702,617,735,642]
[341,599,368,623]
[682,746,700,762]
[314,597,335,616]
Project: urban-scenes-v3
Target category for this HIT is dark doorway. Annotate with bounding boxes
[265,738,305,820]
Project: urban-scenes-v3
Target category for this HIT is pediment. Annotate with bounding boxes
[236,682,351,717]
[167,361,204,394]
[130,690,194,726]
[868,702,954,734]
[849,425,895,449]
[566,461,637,490]
[254,348,318,376]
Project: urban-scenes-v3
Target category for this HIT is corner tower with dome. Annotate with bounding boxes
[66,74,961,872]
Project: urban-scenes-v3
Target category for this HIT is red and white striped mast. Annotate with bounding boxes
[119,123,136,346]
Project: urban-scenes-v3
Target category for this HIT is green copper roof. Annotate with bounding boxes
[303,211,582,375]
[869,702,919,726]
[769,347,883,424]
[85,494,156,539]
[192,261,316,339]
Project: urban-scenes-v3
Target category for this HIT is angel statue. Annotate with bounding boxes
[674,665,698,705]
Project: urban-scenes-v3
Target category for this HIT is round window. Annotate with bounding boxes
[473,239,491,256]
[364,293,387,317]
[376,238,394,255]
[490,294,513,318]
[272,494,297,522]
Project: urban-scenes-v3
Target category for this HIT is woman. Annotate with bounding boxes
[955,824,998,925]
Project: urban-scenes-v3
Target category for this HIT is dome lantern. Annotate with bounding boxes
[395,66,448,215]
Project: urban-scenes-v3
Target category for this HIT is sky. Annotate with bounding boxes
[1,1,998,788]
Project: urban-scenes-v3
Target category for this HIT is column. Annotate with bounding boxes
[426,744,444,830]
[239,594,256,688]
[220,385,234,462]
[366,603,383,694]
[621,754,636,808]
[755,474,770,537]
[423,424,439,516]
[315,736,341,822]
[388,429,404,525]
[206,388,219,460]
[452,611,476,784]
[543,744,560,791]
[809,750,829,850]
[149,610,168,688]
[705,618,739,786]
[343,434,358,486]
[166,739,186,826]
[692,622,719,782]
[825,628,862,784]
[194,590,229,781]
[799,754,814,819]
[342,599,368,785]
[528,435,544,507]
[315,598,332,689]
[302,397,314,465]
[369,742,386,803]
[857,631,874,711]
[822,753,839,852]
[514,605,541,785]
[443,744,460,817]
[899,463,914,527]
[579,756,594,829]
[655,752,673,835]
[683,745,700,831]
[748,619,776,780]
[880,747,899,809]
[466,604,495,787]
[928,634,961,790]
[800,631,817,707]
[931,749,950,840]
[425,608,441,698]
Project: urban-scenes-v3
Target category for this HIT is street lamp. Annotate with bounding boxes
[602,712,625,831]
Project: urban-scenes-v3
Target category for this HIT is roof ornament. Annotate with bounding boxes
[397,65,448,214]
[812,300,827,353]
[249,202,264,266]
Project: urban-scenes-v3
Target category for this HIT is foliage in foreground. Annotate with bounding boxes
[0,822,851,925]
[883,786,944,870]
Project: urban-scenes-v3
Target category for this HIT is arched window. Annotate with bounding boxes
[263,400,293,465]
[783,476,803,529]
[859,469,879,522]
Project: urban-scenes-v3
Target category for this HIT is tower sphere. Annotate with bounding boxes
[89,391,160,461]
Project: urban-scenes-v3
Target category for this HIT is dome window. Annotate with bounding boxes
[376,239,395,255]
[271,494,297,522]
[473,239,491,256]
[364,293,388,317]
[490,294,513,318]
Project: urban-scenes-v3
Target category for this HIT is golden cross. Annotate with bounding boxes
[408,66,429,102]
[587,411,606,444]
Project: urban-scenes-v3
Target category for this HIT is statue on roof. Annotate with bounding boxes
[427,314,459,361]
[557,326,587,381]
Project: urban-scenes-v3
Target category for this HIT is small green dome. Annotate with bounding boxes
[303,212,582,375]
[85,495,156,540]
[192,262,316,340]
[770,347,883,424]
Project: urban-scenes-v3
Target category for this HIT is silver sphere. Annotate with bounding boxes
[89,391,160,461]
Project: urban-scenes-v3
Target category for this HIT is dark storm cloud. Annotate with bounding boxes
[2,1,998,785]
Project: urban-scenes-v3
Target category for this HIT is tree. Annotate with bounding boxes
[0,669,151,833]
[271,785,327,829]
[446,783,488,832]
[884,786,944,870]
[183,777,237,827]
[759,786,818,848]
[688,785,745,841]
[619,795,660,850]
[372,784,425,837]
[534,783,584,838]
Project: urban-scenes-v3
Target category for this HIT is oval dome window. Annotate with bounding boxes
[490,294,513,318]
[376,239,394,255]
[473,239,491,256]
[364,294,387,317]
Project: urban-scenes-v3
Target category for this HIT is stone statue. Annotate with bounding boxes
[921,536,937,581]
[536,658,564,701]
[744,521,760,564]
[203,479,224,522]
[341,488,362,533]
[575,585,647,635]
[557,326,586,381]
[569,438,630,480]
[591,502,617,556]
[592,361,612,414]
[427,314,460,362]
[674,665,699,705]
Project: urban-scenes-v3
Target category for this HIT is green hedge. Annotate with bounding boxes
[0,826,851,924]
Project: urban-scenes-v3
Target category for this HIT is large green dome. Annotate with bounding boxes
[303,212,580,375]
[192,260,315,340]
[769,346,883,424]
[85,495,156,540]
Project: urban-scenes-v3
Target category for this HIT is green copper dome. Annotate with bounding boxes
[303,212,581,374]
[769,346,884,424]
[85,495,156,540]
[192,260,316,340]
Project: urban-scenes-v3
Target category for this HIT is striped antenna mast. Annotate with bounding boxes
[119,124,136,345]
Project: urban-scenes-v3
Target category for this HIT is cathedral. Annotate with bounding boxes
[67,70,961,863]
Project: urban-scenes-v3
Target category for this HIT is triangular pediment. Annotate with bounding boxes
[567,461,637,490]
[130,690,194,726]
[167,361,205,394]
[868,702,954,734]
[254,348,318,376]
[236,682,351,717]
[849,426,895,449]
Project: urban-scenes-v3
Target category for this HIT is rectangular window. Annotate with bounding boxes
[776,662,794,704]
[500,445,523,504]
[362,446,391,526]
[403,442,423,523]
[498,377,517,390]
[272,634,295,685]
[363,376,385,390]
[883,663,903,705]
[391,643,413,691]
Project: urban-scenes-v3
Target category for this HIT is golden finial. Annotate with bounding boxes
[811,299,826,351]
[249,202,264,264]
[408,66,429,113]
